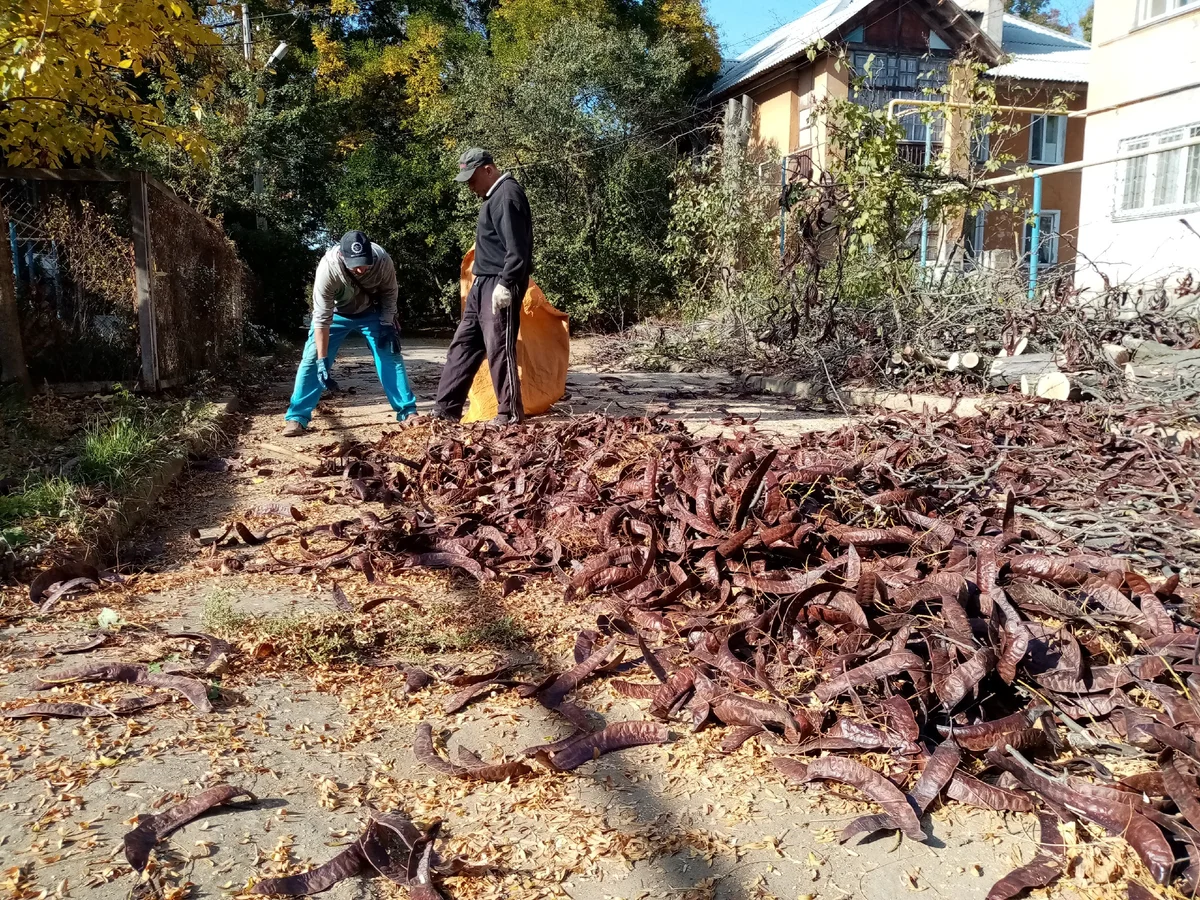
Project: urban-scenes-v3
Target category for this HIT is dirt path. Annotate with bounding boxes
[0,339,1053,900]
[258,337,855,451]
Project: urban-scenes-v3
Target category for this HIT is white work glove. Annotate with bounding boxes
[491,282,513,315]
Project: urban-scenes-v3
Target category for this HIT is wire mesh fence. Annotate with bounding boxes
[145,179,249,386]
[0,169,254,391]
[0,175,140,384]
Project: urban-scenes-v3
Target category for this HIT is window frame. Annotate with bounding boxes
[1023,210,1061,267]
[971,114,991,165]
[1028,114,1066,166]
[850,50,950,144]
[964,209,987,263]
[1114,123,1200,220]
[1137,0,1196,27]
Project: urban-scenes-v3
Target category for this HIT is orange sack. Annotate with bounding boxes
[461,247,570,423]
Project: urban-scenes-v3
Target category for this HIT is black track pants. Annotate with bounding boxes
[433,273,525,421]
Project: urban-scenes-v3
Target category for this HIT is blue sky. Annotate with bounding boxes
[706,0,1092,54]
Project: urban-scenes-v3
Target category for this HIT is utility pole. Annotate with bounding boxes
[243,4,265,229]
[241,3,251,61]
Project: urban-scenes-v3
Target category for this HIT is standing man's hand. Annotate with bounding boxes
[491,283,513,315]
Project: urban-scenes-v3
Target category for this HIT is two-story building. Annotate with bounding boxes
[1073,0,1200,302]
[709,0,1090,271]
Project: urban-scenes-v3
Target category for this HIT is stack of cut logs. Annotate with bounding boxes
[904,336,1200,401]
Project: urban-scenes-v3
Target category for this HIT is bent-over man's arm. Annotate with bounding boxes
[311,255,339,358]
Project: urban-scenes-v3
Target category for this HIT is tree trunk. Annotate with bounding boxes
[1126,362,1200,381]
[987,352,1060,389]
[1034,372,1072,401]
[1121,335,1180,360]
[0,213,31,396]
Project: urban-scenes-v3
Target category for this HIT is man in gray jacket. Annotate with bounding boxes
[432,148,533,426]
[282,231,418,436]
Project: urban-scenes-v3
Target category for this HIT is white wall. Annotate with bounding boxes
[1074,2,1200,309]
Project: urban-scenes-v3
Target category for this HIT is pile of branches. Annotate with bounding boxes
[620,260,1200,398]
[186,407,1200,897]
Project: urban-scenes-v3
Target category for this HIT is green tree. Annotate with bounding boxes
[117,26,342,330]
[488,0,613,72]
[328,138,464,321]
[123,0,479,328]
[435,17,696,326]
[1004,0,1072,34]
[1079,4,1093,40]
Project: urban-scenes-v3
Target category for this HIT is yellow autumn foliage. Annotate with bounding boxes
[655,0,721,78]
[0,0,223,166]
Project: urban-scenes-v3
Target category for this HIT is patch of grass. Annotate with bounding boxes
[0,393,225,548]
[76,417,169,488]
[429,614,527,652]
[390,593,531,654]
[75,397,222,490]
[256,616,363,666]
[203,590,361,666]
[201,589,248,633]
[0,476,82,545]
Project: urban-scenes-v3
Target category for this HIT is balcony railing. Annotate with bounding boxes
[897,141,941,167]
[785,148,814,183]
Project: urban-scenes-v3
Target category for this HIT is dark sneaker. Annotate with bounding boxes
[282,421,306,437]
[489,413,524,427]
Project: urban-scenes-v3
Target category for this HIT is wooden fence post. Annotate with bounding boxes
[0,210,31,396]
[129,172,159,392]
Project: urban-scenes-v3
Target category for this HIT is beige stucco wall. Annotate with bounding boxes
[1089,0,1199,105]
[751,76,800,156]
[1074,0,1200,299]
[745,55,849,170]
[811,57,850,174]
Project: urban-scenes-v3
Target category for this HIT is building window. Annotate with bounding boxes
[971,115,991,165]
[1116,123,1200,218]
[964,210,986,260]
[1023,210,1060,266]
[1029,114,1066,165]
[1139,0,1196,25]
[850,51,950,144]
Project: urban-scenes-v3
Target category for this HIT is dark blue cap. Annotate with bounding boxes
[456,147,493,182]
[340,231,374,267]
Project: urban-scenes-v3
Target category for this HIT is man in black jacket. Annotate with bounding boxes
[433,148,534,426]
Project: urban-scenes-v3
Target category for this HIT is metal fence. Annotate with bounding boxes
[0,169,253,392]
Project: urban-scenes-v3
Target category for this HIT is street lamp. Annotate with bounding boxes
[266,41,288,69]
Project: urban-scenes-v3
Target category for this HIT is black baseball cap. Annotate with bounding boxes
[340,230,374,267]
[455,147,493,183]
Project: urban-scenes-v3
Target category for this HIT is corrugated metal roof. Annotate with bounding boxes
[710,0,1088,98]
[988,48,1090,82]
[958,0,1090,81]
[710,0,874,98]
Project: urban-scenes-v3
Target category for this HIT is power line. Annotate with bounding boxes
[208,9,306,29]
[509,107,717,171]
[722,2,823,54]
